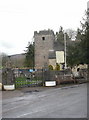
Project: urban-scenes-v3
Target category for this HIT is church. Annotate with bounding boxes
[34,29,64,70]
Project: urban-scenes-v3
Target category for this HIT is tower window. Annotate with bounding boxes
[42,37,45,40]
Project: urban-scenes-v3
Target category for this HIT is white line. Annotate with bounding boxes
[17,110,39,118]
[17,106,47,118]
[3,102,30,113]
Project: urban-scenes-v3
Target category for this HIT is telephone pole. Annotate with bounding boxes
[64,33,67,69]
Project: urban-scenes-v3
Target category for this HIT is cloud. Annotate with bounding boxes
[0,39,26,55]
[0,40,14,49]
[0,0,87,55]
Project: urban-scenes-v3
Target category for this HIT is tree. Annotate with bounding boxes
[1,53,8,68]
[56,26,64,45]
[56,26,70,46]
[75,28,82,41]
[67,43,81,68]
[25,42,34,68]
[80,9,89,65]
[67,10,89,69]
[66,29,76,40]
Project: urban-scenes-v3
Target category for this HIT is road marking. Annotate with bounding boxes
[17,98,84,118]
[3,103,29,113]
[3,84,80,113]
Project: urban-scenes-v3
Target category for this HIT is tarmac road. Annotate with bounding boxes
[2,83,87,118]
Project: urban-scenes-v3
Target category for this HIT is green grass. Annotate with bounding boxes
[15,76,26,81]
[15,77,43,88]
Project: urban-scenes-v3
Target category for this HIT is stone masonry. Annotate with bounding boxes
[34,30,55,69]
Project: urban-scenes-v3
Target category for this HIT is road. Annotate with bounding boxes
[2,83,87,118]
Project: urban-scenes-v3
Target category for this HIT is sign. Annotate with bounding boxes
[45,81,56,86]
[4,84,15,90]
[29,69,33,72]
[56,51,64,63]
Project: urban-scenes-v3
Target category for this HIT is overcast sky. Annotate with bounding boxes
[0,0,88,55]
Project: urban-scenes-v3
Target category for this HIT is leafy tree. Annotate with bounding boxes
[80,9,89,65]
[56,26,70,46]
[67,43,81,68]
[25,42,34,68]
[67,10,89,69]
[75,28,82,41]
[66,29,76,40]
[56,26,64,45]
[1,53,8,68]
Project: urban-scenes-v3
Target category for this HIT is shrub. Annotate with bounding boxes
[55,63,60,70]
[49,65,53,70]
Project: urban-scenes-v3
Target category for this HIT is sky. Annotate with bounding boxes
[0,0,88,55]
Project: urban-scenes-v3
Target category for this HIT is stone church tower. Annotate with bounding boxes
[34,30,55,69]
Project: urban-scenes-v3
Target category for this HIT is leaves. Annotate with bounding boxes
[67,10,89,67]
[25,42,34,68]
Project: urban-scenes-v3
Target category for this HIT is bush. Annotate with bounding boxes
[49,65,53,70]
[55,63,60,70]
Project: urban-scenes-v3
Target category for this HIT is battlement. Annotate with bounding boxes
[34,29,55,36]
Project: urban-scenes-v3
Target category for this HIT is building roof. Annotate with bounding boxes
[48,50,56,59]
[54,41,64,51]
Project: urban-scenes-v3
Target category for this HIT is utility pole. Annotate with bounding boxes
[64,33,67,69]
[87,1,89,23]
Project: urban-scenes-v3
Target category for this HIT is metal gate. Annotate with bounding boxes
[15,69,44,88]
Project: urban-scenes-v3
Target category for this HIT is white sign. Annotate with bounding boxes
[4,84,15,90]
[45,81,56,86]
[56,51,64,63]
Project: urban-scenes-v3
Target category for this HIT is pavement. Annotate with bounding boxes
[2,84,77,99]
[1,83,87,118]
[2,86,57,99]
